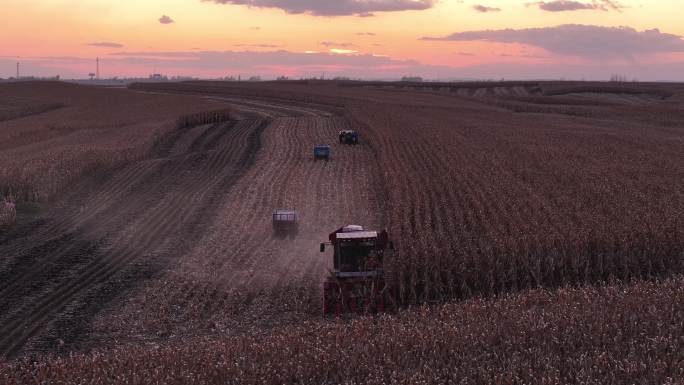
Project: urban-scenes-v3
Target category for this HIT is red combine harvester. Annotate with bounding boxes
[320,225,394,316]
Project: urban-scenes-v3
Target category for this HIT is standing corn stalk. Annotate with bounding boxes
[177,108,232,129]
[0,195,17,228]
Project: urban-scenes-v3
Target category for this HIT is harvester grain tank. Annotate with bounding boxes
[320,225,394,316]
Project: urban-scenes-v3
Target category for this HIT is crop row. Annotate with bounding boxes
[2,276,682,384]
[0,82,228,204]
[119,81,684,309]
[0,102,64,122]
[0,197,15,227]
[177,108,232,129]
[0,146,133,202]
[129,82,684,308]
[347,93,684,304]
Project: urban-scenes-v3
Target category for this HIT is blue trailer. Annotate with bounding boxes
[314,145,331,160]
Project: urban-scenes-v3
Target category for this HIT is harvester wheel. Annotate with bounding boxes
[377,295,385,313]
[322,292,330,315]
[349,297,358,314]
[323,279,343,317]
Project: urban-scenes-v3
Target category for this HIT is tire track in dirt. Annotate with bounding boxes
[91,98,386,341]
[0,141,205,300]
[0,124,216,261]
[0,123,228,283]
[0,122,254,355]
[0,119,266,358]
[2,93,385,356]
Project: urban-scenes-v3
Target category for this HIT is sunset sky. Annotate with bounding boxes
[2,0,683,80]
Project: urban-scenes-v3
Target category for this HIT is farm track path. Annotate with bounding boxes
[89,96,386,343]
[0,113,267,359]
[0,95,385,359]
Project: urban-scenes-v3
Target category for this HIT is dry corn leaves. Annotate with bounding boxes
[1,277,683,384]
[0,82,227,203]
[1,81,683,383]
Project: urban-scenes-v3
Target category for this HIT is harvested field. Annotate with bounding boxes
[0,82,385,357]
[0,116,266,357]
[1,80,683,383]
[90,104,385,343]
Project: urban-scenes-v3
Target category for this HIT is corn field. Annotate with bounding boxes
[0,196,16,227]
[0,102,63,122]
[1,80,683,384]
[0,82,230,203]
[346,92,684,305]
[1,276,682,384]
[177,108,232,128]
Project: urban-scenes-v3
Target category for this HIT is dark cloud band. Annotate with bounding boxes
[422,24,684,59]
[202,0,435,16]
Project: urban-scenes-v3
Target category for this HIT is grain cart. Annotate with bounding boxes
[320,225,394,316]
[273,209,298,235]
[338,130,359,145]
[314,145,331,161]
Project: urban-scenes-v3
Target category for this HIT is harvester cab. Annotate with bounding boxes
[320,225,394,316]
[338,130,359,145]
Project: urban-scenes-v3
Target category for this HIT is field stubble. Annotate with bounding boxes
[1,81,683,383]
[91,99,386,343]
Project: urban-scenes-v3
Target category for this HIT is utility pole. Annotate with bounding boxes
[16,62,19,79]
[96,57,100,79]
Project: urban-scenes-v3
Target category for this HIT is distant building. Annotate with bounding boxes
[610,74,628,82]
[401,76,423,82]
[9,75,60,82]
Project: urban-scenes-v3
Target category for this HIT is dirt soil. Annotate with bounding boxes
[0,92,385,358]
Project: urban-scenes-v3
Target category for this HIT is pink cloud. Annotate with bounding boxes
[473,5,501,12]
[159,15,174,24]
